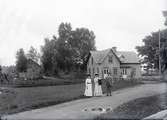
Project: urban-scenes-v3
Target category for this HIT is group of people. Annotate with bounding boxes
[84,73,113,97]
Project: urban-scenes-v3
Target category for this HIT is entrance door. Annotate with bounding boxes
[103,68,109,78]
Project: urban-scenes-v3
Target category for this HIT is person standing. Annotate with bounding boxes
[105,73,113,96]
[94,74,103,96]
[84,74,93,97]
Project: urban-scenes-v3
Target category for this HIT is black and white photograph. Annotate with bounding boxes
[0,0,167,119]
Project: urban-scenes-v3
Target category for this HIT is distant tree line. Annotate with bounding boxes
[15,22,96,76]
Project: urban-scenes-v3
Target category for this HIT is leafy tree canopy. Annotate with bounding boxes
[16,48,27,72]
[136,29,167,72]
[41,22,96,75]
[27,46,40,63]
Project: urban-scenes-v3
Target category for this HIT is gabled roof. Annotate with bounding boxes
[27,59,41,68]
[116,51,140,64]
[90,48,140,64]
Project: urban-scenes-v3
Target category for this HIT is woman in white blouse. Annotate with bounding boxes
[84,74,93,96]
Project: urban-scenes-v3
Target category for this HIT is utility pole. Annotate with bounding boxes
[159,29,161,75]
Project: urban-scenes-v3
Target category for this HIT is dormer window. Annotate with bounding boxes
[108,55,113,63]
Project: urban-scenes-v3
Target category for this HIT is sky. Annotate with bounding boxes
[0,0,166,66]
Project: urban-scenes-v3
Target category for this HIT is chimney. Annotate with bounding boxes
[112,47,117,53]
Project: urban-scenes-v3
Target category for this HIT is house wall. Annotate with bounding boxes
[120,63,141,78]
[19,60,41,80]
[99,51,120,78]
[87,50,120,79]
[87,56,98,78]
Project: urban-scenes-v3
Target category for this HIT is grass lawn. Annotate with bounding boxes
[0,79,142,116]
[0,83,85,115]
[0,76,84,87]
[96,93,167,119]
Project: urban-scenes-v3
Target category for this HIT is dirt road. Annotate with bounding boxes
[3,83,167,120]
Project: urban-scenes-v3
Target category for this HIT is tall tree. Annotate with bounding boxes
[136,29,167,71]
[27,46,40,63]
[40,22,96,75]
[41,38,58,75]
[69,28,96,70]
[16,48,27,72]
[56,23,73,72]
[137,32,159,68]
[163,11,167,26]
[160,29,167,72]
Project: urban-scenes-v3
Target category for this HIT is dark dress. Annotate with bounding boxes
[105,77,113,96]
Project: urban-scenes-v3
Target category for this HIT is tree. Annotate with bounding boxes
[27,46,40,63]
[16,48,27,72]
[136,32,159,69]
[69,28,96,70]
[41,38,58,75]
[136,29,167,71]
[163,11,167,26]
[160,29,167,72]
[57,23,73,72]
[136,11,167,72]
[40,22,96,75]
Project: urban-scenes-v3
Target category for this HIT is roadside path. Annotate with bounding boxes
[3,83,167,120]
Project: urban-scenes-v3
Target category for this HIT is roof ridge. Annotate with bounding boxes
[90,48,140,64]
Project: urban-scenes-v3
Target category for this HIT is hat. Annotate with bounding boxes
[87,74,91,77]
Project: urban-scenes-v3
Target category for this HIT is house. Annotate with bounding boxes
[87,47,141,79]
[19,59,41,80]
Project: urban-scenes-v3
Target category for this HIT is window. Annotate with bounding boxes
[132,68,136,76]
[108,55,113,63]
[122,68,127,75]
[113,68,117,75]
[97,67,99,74]
[91,57,93,65]
[104,68,109,74]
[104,69,107,74]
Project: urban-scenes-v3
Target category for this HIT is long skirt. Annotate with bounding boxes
[94,83,103,96]
[84,84,93,96]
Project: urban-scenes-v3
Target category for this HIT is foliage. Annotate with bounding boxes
[27,46,40,63]
[136,32,159,69]
[163,11,167,26]
[16,48,28,72]
[41,22,96,75]
[56,23,73,72]
[159,29,167,72]
[2,65,16,74]
[69,28,96,70]
[136,29,167,71]
[136,12,167,72]
[41,38,58,75]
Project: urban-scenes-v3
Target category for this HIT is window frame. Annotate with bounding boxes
[108,55,113,63]
[113,67,118,75]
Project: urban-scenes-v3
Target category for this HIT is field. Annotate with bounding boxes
[0,83,85,115]
[0,79,142,116]
[0,76,84,87]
